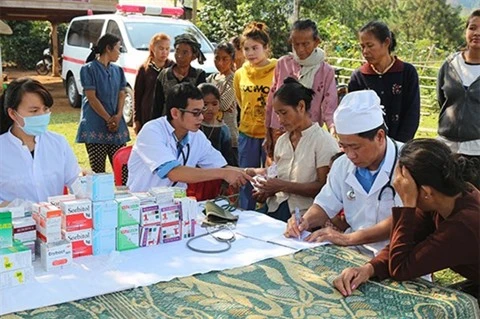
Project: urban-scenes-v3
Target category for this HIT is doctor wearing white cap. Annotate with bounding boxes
[285,90,402,256]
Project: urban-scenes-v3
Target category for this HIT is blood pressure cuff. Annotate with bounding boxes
[201,201,238,227]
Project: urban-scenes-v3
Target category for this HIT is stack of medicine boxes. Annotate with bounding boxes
[59,197,93,258]
[0,210,33,288]
[135,192,161,247]
[115,192,140,251]
[32,202,73,271]
[89,173,118,255]
[8,206,36,261]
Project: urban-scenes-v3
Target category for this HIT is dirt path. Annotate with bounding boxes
[4,68,77,114]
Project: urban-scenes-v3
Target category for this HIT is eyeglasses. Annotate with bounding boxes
[178,106,207,117]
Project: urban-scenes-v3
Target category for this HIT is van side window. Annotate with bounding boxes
[67,19,104,48]
[106,20,124,45]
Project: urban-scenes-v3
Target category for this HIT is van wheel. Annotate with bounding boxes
[123,86,134,126]
[67,76,81,108]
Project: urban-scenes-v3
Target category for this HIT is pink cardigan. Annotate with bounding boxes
[265,55,338,129]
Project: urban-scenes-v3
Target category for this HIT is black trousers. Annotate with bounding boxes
[85,143,125,173]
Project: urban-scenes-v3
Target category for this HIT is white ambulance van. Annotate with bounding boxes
[61,4,216,125]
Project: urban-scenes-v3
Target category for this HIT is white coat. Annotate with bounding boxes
[127,117,227,192]
[0,130,80,203]
[314,137,402,255]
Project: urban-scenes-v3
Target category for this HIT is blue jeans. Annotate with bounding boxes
[238,133,265,210]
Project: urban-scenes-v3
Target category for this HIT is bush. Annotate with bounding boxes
[0,20,67,70]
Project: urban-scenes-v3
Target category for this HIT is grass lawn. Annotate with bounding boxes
[48,107,465,287]
[49,112,136,172]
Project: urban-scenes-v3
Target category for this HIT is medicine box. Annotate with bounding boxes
[0,211,13,249]
[0,266,34,289]
[0,206,25,219]
[178,197,197,239]
[60,199,93,231]
[139,225,161,247]
[12,216,36,243]
[116,196,140,227]
[92,200,118,229]
[62,228,93,258]
[23,240,35,262]
[92,228,116,255]
[47,194,76,207]
[149,187,174,204]
[0,243,32,272]
[40,239,73,271]
[35,204,62,243]
[86,173,115,201]
[171,187,187,198]
[116,225,139,251]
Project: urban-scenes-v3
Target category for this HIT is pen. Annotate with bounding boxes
[295,207,301,240]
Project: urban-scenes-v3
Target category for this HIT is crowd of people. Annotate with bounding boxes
[0,10,479,300]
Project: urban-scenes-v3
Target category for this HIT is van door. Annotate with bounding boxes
[62,19,105,107]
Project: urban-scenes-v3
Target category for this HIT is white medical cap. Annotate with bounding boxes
[334,90,385,135]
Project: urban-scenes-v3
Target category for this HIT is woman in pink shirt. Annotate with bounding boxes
[264,19,338,159]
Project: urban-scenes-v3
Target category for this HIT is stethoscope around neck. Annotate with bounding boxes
[346,138,399,202]
[171,142,190,187]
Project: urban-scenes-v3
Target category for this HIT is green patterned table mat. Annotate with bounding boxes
[4,246,479,319]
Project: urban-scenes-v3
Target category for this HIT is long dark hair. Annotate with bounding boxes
[398,139,480,196]
[0,78,53,134]
[85,33,121,63]
[273,77,315,111]
[359,21,397,53]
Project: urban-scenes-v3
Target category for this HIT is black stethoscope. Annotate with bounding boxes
[346,138,398,201]
[377,139,398,201]
[172,142,190,187]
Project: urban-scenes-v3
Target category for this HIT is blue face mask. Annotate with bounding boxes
[15,111,51,136]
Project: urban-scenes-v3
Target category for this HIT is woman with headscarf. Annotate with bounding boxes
[151,33,206,119]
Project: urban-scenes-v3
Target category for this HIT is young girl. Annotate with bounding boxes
[76,33,130,173]
[0,78,80,203]
[152,33,206,119]
[198,83,235,166]
[207,42,238,166]
[134,33,173,134]
[234,22,277,210]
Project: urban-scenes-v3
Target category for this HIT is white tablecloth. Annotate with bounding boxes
[0,210,322,315]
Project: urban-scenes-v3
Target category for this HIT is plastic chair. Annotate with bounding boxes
[112,145,133,186]
[187,180,223,201]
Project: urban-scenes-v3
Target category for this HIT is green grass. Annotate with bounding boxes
[49,107,462,286]
[49,111,136,172]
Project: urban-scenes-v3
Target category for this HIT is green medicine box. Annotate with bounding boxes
[116,225,139,251]
[0,211,13,249]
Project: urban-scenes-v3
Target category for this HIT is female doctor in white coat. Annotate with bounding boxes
[286,90,402,256]
[0,78,80,204]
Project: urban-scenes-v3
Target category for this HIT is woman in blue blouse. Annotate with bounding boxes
[76,33,130,173]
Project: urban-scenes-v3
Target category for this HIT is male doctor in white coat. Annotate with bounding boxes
[286,90,401,256]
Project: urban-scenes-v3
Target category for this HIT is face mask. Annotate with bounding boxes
[15,111,51,136]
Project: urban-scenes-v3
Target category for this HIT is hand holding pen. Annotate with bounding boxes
[285,207,308,239]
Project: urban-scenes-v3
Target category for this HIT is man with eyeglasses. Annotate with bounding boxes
[127,82,251,192]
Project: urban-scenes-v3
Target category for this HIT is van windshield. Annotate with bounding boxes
[124,22,213,53]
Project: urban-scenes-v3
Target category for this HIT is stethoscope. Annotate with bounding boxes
[346,138,398,202]
[172,142,190,187]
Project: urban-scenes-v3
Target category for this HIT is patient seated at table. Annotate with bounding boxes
[333,139,480,299]
[243,78,339,222]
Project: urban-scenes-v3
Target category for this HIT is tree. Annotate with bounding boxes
[197,0,292,57]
